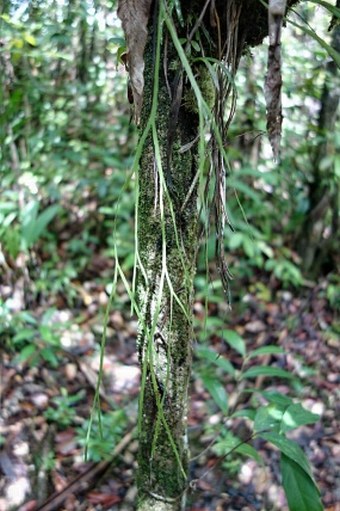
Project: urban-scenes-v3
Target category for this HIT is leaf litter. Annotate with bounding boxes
[0,256,339,510]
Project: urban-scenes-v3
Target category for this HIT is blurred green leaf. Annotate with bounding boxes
[231,408,256,420]
[247,346,285,358]
[281,454,323,511]
[235,443,263,464]
[254,404,284,433]
[260,431,314,479]
[241,366,294,380]
[196,346,236,375]
[222,329,246,356]
[281,404,320,432]
[17,344,36,363]
[201,374,228,414]
[21,202,60,250]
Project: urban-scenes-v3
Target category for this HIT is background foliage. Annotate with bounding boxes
[0,1,339,510]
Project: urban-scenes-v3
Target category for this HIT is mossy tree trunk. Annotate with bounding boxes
[133,1,299,509]
[136,14,199,511]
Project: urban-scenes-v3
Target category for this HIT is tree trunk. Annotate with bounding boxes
[298,14,340,275]
[136,14,199,511]
[132,1,300,508]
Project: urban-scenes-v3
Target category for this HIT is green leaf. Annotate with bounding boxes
[18,344,36,362]
[241,366,294,380]
[24,33,37,46]
[204,316,224,328]
[21,202,60,249]
[228,177,262,203]
[191,40,200,52]
[108,36,126,46]
[3,211,17,227]
[281,404,320,433]
[288,18,340,68]
[308,0,340,20]
[231,408,256,420]
[235,443,263,464]
[247,346,285,358]
[260,432,313,480]
[196,346,235,375]
[254,404,284,433]
[222,329,246,356]
[254,398,320,434]
[281,454,323,511]
[228,232,244,249]
[13,328,36,344]
[261,391,293,408]
[116,44,126,65]
[40,348,59,367]
[19,312,37,325]
[39,325,59,345]
[201,374,228,414]
[21,201,39,249]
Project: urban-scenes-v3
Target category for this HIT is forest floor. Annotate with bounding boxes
[0,260,339,511]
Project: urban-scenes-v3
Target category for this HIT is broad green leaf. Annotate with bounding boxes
[13,329,36,344]
[40,348,59,367]
[39,325,59,346]
[196,346,235,375]
[205,316,224,328]
[24,33,37,46]
[22,203,60,249]
[21,200,39,249]
[281,404,320,433]
[241,366,294,380]
[260,432,313,480]
[222,329,246,356]
[254,396,319,434]
[228,232,244,249]
[21,200,39,226]
[201,375,228,414]
[18,344,36,362]
[191,40,200,52]
[0,202,17,213]
[19,312,37,325]
[254,404,284,433]
[108,36,126,46]
[243,237,256,258]
[281,454,323,511]
[3,211,17,227]
[261,391,293,408]
[231,408,256,420]
[257,241,274,259]
[247,346,285,358]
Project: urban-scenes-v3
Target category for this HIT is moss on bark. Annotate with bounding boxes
[134,1,301,509]
[136,12,199,510]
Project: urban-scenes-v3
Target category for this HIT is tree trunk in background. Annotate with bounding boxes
[136,17,199,511]
[298,15,340,275]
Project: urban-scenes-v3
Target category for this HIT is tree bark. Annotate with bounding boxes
[133,1,300,508]
[298,15,340,275]
[136,12,199,511]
